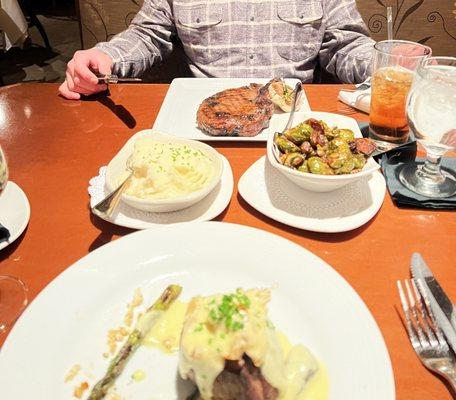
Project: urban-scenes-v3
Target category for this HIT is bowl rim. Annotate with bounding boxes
[266,111,380,180]
[106,131,224,206]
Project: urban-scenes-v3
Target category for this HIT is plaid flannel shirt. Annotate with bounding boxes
[96,0,374,83]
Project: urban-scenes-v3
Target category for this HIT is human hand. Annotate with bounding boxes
[59,48,113,100]
[391,43,431,70]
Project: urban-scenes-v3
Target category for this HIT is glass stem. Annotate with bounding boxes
[417,151,444,183]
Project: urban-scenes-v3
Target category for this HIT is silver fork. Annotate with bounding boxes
[397,279,456,392]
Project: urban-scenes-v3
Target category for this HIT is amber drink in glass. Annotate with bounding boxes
[369,40,431,143]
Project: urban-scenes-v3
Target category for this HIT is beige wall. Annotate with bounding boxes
[356,0,456,56]
[78,0,140,48]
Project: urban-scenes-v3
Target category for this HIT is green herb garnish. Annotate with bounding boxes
[208,289,251,331]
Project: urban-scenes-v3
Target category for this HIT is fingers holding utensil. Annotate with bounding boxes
[59,48,113,100]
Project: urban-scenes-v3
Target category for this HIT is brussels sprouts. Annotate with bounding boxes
[327,150,351,169]
[298,160,309,173]
[353,154,367,169]
[275,135,300,153]
[333,128,355,142]
[282,152,305,168]
[307,157,334,175]
[284,123,312,145]
[334,157,356,174]
[328,138,351,154]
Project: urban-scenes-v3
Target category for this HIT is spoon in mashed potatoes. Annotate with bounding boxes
[92,166,133,219]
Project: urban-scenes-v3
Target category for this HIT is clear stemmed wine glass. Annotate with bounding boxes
[399,57,456,198]
[0,146,28,333]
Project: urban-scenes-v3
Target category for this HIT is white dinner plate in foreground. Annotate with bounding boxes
[0,181,30,251]
[88,156,233,229]
[239,157,386,233]
[0,222,394,399]
[152,78,311,142]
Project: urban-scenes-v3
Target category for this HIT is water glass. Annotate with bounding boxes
[399,57,456,198]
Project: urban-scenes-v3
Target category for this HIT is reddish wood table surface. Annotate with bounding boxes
[0,83,455,399]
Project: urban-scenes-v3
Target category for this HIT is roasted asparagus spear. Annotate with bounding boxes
[87,284,182,400]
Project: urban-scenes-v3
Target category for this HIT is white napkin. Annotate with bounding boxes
[338,87,371,114]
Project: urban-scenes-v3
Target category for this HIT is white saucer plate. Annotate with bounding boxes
[89,156,233,229]
[0,181,30,251]
[238,156,386,233]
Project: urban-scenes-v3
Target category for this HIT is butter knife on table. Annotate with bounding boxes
[411,252,456,353]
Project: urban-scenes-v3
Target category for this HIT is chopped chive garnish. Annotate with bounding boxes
[208,289,250,331]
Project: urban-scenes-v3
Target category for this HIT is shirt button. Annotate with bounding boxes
[250,16,254,21]
[196,18,200,23]
[249,54,254,59]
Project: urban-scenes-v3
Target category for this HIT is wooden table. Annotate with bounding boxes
[0,83,455,399]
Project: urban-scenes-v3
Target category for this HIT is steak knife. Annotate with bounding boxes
[97,74,142,84]
[411,252,456,353]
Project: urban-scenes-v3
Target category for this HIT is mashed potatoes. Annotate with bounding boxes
[124,138,215,200]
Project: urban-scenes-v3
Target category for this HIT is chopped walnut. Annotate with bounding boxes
[124,288,143,327]
[73,381,89,398]
[123,309,134,328]
[65,364,81,383]
[107,327,129,355]
[103,288,143,355]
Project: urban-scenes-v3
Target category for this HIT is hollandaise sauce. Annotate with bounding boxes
[143,289,328,400]
[143,300,187,353]
[274,332,329,400]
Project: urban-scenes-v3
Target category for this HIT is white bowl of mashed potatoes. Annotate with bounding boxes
[105,131,223,212]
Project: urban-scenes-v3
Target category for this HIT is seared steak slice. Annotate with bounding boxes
[189,356,279,400]
[197,83,275,137]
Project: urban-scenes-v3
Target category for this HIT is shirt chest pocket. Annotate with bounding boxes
[275,0,324,62]
[175,5,225,64]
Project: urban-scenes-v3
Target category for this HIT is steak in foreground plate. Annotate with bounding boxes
[188,356,279,400]
[197,82,275,137]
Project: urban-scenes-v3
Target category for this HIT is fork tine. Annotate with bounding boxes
[415,278,448,348]
[404,280,430,349]
[397,280,420,350]
[410,280,439,347]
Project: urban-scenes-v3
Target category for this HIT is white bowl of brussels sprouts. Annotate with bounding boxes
[266,112,380,193]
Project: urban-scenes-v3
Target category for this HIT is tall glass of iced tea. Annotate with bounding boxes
[369,40,431,143]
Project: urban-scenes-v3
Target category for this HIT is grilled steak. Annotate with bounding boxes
[189,356,279,400]
[197,82,275,137]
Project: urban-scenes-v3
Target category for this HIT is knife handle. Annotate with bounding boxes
[97,75,118,84]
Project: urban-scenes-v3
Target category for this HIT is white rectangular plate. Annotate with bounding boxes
[152,78,311,142]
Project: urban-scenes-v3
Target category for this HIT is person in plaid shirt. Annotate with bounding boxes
[59,0,374,99]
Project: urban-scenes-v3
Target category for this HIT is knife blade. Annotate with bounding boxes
[410,252,456,353]
[97,74,142,84]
